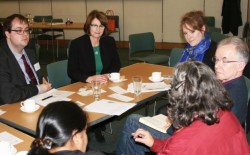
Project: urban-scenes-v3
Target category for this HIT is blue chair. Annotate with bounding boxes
[168,48,183,67]
[47,60,71,88]
[128,32,169,65]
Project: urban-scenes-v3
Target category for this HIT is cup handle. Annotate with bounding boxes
[20,102,24,107]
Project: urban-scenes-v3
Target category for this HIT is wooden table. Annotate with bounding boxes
[30,22,84,29]
[0,122,34,152]
[0,63,173,135]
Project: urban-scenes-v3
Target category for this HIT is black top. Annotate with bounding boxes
[202,41,217,71]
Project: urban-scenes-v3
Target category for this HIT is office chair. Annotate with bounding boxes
[37,18,65,57]
[242,22,249,43]
[244,76,250,133]
[47,60,71,88]
[205,16,215,27]
[210,32,228,43]
[128,32,169,64]
[168,48,183,67]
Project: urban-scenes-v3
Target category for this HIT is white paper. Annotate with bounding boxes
[30,89,74,106]
[0,131,23,146]
[108,93,134,102]
[83,99,135,116]
[127,82,171,93]
[75,101,85,107]
[109,86,127,94]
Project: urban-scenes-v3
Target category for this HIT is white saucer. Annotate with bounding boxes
[149,76,164,82]
[109,78,127,83]
[20,105,40,113]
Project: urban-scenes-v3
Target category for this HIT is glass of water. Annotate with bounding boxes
[132,76,142,96]
[91,80,101,100]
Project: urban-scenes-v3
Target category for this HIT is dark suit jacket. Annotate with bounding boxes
[0,39,42,105]
[68,34,121,83]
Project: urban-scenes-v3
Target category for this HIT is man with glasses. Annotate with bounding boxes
[0,14,52,105]
[116,37,249,155]
[213,36,249,124]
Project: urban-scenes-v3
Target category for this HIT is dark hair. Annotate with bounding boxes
[3,14,28,33]
[218,36,249,63]
[83,10,109,36]
[180,10,207,32]
[167,61,232,129]
[28,101,88,155]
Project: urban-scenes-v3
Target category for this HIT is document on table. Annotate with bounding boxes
[127,82,171,93]
[0,131,23,145]
[109,86,127,94]
[30,89,74,106]
[108,93,134,102]
[83,99,135,116]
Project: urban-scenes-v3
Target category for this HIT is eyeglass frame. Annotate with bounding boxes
[211,57,241,64]
[90,24,105,30]
[10,29,32,35]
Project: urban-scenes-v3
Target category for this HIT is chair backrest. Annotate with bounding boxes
[129,32,155,57]
[242,22,249,42]
[205,16,215,27]
[169,48,183,67]
[244,76,250,103]
[47,60,71,88]
[33,15,53,22]
[210,32,228,43]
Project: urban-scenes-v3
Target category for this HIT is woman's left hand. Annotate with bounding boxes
[131,128,154,147]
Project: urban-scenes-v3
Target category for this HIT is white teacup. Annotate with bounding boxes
[20,99,36,112]
[110,72,120,80]
[152,72,162,81]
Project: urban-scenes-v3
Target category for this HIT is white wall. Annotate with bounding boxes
[0,0,248,43]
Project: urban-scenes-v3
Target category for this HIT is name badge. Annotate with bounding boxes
[34,62,40,71]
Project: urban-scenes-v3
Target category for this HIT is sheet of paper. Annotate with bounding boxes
[127,82,171,93]
[30,89,74,106]
[77,89,106,96]
[83,99,135,116]
[108,93,134,102]
[0,131,23,146]
[109,86,127,94]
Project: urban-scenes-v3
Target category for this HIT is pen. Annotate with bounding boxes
[42,95,53,101]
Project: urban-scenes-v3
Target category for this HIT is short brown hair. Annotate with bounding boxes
[83,10,109,36]
[3,14,28,33]
[180,11,207,32]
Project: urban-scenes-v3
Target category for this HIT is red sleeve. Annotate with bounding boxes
[150,138,169,153]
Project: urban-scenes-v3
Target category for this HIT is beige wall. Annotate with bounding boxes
[0,0,248,43]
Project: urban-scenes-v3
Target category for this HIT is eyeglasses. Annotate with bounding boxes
[212,57,240,64]
[171,81,185,91]
[11,29,31,35]
[90,24,105,30]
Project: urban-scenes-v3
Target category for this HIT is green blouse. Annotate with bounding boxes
[93,46,103,74]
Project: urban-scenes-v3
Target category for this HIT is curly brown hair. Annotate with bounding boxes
[167,61,232,129]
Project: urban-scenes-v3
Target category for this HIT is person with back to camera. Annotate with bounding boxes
[131,61,250,154]
[68,10,121,143]
[67,10,121,84]
[27,101,104,155]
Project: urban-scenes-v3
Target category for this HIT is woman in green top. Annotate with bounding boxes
[68,10,121,84]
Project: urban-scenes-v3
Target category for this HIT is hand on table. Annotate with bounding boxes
[39,77,52,93]
[87,75,108,84]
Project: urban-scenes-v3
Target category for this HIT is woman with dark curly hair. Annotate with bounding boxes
[27,101,104,155]
[131,61,250,155]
